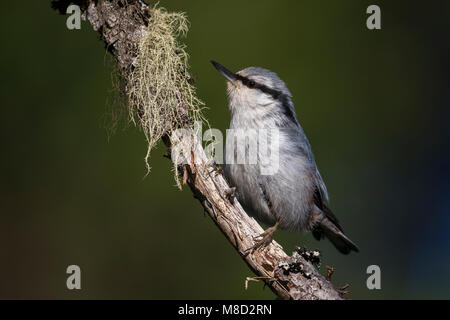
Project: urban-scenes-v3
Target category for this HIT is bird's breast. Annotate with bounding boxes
[223,126,316,231]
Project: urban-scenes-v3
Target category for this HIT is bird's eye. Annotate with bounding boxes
[247,80,256,88]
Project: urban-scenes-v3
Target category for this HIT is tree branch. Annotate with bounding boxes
[51,0,343,300]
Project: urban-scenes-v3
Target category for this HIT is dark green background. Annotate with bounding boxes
[1,0,449,299]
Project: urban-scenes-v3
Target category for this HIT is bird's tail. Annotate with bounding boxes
[312,207,359,255]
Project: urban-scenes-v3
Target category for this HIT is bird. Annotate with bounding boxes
[210,60,359,254]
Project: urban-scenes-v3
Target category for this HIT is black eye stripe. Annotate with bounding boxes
[235,74,282,101]
[235,73,298,127]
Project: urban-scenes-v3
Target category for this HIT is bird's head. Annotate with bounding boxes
[211,60,298,127]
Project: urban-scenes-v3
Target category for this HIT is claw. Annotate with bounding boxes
[182,165,188,185]
[326,265,334,281]
[224,187,236,203]
[204,159,223,176]
[205,158,215,168]
[245,222,279,254]
[337,284,350,296]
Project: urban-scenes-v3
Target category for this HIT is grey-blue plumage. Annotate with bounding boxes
[211,60,358,254]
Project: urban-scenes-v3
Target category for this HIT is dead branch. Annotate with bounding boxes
[51,0,343,300]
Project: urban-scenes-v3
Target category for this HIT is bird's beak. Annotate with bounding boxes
[210,60,237,83]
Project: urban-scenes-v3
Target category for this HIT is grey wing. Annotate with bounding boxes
[313,168,329,202]
[293,128,329,202]
[311,171,342,241]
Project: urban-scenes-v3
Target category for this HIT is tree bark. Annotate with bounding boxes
[51,0,343,300]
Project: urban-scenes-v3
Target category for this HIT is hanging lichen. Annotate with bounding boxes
[126,5,206,181]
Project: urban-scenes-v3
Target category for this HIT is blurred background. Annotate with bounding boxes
[0,0,449,299]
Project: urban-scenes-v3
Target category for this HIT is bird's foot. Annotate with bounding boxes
[205,159,223,176]
[326,265,335,281]
[245,222,279,255]
[224,187,236,203]
[337,284,350,297]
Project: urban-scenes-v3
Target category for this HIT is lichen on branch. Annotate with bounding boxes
[126,5,205,173]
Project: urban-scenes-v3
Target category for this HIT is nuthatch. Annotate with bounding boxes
[211,60,358,254]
